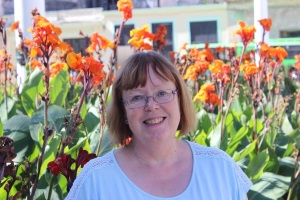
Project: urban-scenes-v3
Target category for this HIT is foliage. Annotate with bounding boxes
[0,1,299,200]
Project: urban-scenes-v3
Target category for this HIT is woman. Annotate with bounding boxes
[66,51,252,199]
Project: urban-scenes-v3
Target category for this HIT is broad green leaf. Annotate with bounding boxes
[3,115,35,162]
[0,97,16,122]
[50,67,70,106]
[89,125,114,156]
[233,140,257,161]
[31,105,69,132]
[279,157,297,177]
[231,96,242,113]
[195,130,208,146]
[264,126,277,147]
[281,114,294,135]
[248,172,290,200]
[196,109,212,134]
[226,126,248,156]
[225,113,237,138]
[20,68,44,116]
[0,120,3,136]
[207,123,221,148]
[40,134,62,176]
[264,146,279,173]
[247,150,269,181]
[84,106,100,132]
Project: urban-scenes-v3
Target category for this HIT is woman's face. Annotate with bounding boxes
[122,67,181,144]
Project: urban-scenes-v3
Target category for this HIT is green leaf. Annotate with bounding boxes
[50,67,70,106]
[3,115,35,162]
[247,150,269,181]
[31,105,69,132]
[226,126,248,156]
[0,97,16,122]
[0,120,3,136]
[20,68,44,117]
[264,126,277,147]
[248,172,290,200]
[84,106,100,132]
[196,109,212,134]
[195,130,208,146]
[207,123,221,148]
[231,96,242,113]
[233,140,257,161]
[281,114,294,135]
[89,125,114,156]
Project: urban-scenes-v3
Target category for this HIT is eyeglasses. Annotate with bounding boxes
[122,89,178,109]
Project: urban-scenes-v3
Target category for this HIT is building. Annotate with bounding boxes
[1,0,300,66]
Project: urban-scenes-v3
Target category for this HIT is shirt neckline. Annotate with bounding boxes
[111,140,195,199]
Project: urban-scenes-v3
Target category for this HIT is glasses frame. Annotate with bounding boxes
[122,89,178,109]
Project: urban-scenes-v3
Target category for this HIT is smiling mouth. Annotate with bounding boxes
[144,117,165,125]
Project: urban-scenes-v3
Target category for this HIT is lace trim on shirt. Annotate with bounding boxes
[66,152,114,200]
[189,142,252,193]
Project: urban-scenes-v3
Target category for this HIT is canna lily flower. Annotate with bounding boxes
[258,18,272,31]
[117,0,133,21]
[29,59,43,70]
[50,62,67,78]
[209,60,231,85]
[153,24,167,50]
[234,20,256,46]
[66,52,86,71]
[86,33,114,53]
[240,62,259,79]
[295,55,300,70]
[10,21,19,31]
[193,83,221,106]
[128,25,154,50]
[274,47,288,63]
[75,147,97,169]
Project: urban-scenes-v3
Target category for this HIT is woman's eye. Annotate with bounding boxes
[156,90,167,97]
[130,95,144,103]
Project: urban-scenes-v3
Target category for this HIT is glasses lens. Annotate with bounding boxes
[154,90,174,104]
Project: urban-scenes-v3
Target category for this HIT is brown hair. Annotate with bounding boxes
[107,51,196,145]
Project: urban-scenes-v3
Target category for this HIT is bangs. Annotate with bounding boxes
[119,52,176,90]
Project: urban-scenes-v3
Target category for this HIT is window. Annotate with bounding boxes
[64,38,90,56]
[280,31,300,38]
[190,21,218,44]
[115,24,134,46]
[152,22,174,57]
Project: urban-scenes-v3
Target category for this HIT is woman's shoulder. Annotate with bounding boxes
[187,140,231,160]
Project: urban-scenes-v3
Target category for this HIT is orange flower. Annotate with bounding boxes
[193,83,220,106]
[50,62,67,77]
[295,55,300,70]
[240,62,259,76]
[209,60,231,84]
[10,21,19,31]
[274,47,288,63]
[66,52,85,71]
[117,0,133,21]
[30,59,43,70]
[128,25,154,50]
[84,56,104,77]
[234,20,256,46]
[215,46,225,53]
[86,33,114,53]
[169,51,176,62]
[209,60,223,74]
[258,18,272,31]
[153,24,167,50]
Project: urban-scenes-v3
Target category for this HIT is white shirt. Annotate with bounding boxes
[66,141,252,200]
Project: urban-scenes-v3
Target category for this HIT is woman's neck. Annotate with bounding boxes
[128,137,183,167]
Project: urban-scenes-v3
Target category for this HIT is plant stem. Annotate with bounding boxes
[29,56,50,200]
